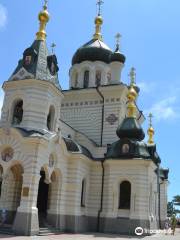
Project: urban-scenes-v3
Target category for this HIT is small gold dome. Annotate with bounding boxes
[95,15,103,25]
[128,86,138,101]
[148,127,155,134]
[38,8,50,23]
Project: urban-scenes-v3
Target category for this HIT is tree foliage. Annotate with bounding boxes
[173,195,180,206]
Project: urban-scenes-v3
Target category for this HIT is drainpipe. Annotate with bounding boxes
[96,87,105,231]
[96,87,104,147]
[97,159,105,232]
[157,163,161,229]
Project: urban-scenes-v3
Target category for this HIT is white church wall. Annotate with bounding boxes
[100,160,156,222]
[1,79,63,131]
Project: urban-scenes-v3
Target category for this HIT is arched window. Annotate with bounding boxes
[119,181,131,209]
[75,72,78,88]
[107,71,111,84]
[81,179,86,207]
[12,100,23,125]
[96,70,101,86]
[47,106,55,131]
[84,70,89,88]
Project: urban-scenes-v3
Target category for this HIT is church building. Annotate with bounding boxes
[0,1,169,236]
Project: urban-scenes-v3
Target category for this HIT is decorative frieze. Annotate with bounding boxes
[61,98,121,107]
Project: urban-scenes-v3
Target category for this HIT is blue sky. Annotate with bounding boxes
[0,0,180,202]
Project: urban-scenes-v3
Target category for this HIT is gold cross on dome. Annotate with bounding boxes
[129,67,136,86]
[97,0,104,15]
[148,113,153,127]
[51,43,56,54]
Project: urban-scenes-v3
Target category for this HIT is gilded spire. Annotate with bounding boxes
[127,68,138,118]
[36,0,50,41]
[147,113,155,144]
[93,0,104,41]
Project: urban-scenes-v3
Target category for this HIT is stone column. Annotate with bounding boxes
[13,172,40,236]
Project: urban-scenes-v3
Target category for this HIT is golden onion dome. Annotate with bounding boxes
[148,126,155,134]
[38,6,50,23]
[95,15,103,25]
[127,86,138,101]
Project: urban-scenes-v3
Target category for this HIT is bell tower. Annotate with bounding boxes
[0,2,63,132]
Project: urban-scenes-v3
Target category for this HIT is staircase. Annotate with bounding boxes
[38,215,60,236]
[0,224,14,235]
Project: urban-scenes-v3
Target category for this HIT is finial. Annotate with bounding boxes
[127,68,138,118]
[147,113,155,144]
[51,43,56,54]
[93,0,104,41]
[129,67,136,87]
[36,0,50,41]
[115,33,121,51]
[97,0,104,16]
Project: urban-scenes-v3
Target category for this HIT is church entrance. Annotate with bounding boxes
[37,170,49,225]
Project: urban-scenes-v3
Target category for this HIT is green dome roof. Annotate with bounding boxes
[72,39,125,65]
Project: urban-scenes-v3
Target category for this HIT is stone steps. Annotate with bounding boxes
[38,227,60,236]
[0,225,14,235]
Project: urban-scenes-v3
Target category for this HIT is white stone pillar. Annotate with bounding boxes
[13,173,40,236]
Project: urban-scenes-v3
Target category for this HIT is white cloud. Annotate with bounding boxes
[0,4,7,29]
[145,96,179,121]
[138,81,155,93]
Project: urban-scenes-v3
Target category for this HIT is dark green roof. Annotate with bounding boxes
[9,40,61,89]
[106,139,151,159]
[63,137,93,159]
[72,39,125,65]
[160,168,169,180]
[116,117,145,141]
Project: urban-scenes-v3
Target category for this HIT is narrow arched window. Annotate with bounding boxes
[74,72,78,88]
[84,71,89,88]
[12,100,23,125]
[47,106,55,131]
[81,179,86,207]
[107,71,111,84]
[96,70,101,86]
[119,181,131,209]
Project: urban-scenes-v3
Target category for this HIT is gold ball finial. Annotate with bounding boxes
[93,0,104,41]
[36,0,50,41]
[95,15,103,25]
[147,113,155,144]
[127,68,138,118]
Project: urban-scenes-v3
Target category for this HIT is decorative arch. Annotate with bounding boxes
[1,163,23,223]
[11,99,23,125]
[47,105,55,131]
[119,180,131,209]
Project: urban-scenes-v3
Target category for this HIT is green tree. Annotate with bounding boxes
[167,201,174,217]
[173,195,180,206]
